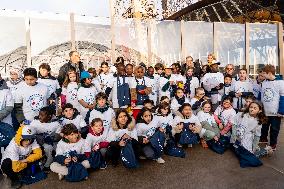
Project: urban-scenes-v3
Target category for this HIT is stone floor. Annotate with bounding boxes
[1,129,284,189]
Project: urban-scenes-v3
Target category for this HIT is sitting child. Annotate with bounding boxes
[171,88,190,116]
[50,124,90,181]
[1,126,43,188]
[190,87,207,114]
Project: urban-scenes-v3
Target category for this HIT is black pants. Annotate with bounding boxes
[1,158,20,181]
[106,139,142,165]
[261,116,282,146]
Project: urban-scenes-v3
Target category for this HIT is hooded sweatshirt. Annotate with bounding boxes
[1,125,42,172]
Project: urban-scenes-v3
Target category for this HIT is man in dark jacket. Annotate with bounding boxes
[181,56,201,78]
[57,51,85,86]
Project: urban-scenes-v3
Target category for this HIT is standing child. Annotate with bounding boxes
[50,124,89,181]
[88,67,101,93]
[37,63,61,111]
[159,66,175,98]
[136,108,165,163]
[1,126,43,188]
[0,76,14,128]
[88,92,115,134]
[84,118,108,169]
[229,69,254,111]
[96,62,114,93]
[260,65,284,150]
[171,88,190,116]
[14,68,49,122]
[220,74,232,100]
[6,67,23,100]
[214,96,236,136]
[146,66,158,105]
[28,106,61,168]
[77,71,98,119]
[184,67,199,99]
[61,70,80,110]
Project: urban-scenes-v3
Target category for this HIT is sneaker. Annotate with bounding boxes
[265,145,274,155]
[58,174,64,180]
[259,138,268,144]
[100,162,107,170]
[188,144,193,148]
[11,180,22,189]
[156,157,165,164]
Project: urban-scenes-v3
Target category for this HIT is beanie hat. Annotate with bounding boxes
[80,71,91,80]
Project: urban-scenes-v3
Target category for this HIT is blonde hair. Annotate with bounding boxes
[62,70,79,88]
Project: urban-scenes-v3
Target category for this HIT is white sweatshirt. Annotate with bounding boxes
[60,114,86,131]
[6,80,24,100]
[62,82,80,110]
[55,138,85,156]
[77,86,98,118]
[14,82,49,121]
[230,79,253,109]
[88,107,115,134]
[29,119,61,135]
[107,128,138,142]
[0,88,14,125]
[84,131,108,153]
[136,118,159,138]
[170,96,190,113]
[37,78,60,98]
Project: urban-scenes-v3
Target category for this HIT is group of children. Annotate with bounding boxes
[0,53,283,188]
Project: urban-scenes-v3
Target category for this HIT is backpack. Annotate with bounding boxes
[65,151,88,182]
[0,122,15,147]
[164,139,186,158]
[149,130,166,158]
[120,140,139,169]
[179,123,198,145]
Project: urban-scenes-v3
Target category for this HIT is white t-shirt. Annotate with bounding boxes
[0,88,14,125]
[55,138,85,156]
[197,111,216,126]
[184,76,199,98]
[96,73,114,92]
[29,119,61,134]
[89,107,115,134]
[230,80,253,109]
[214,106,236,126]
[136,118,159,138]
[159,75,174,98]
[77,86,98,118]
[37,78,60,98]
[14,82,49,121]
[1,138,40,163]
[6,80,24,100]
[107,127,138,142]
[171,96,190,113]
[60,114,86,131]
[62,82,80,110]
[84,131,108,153]
[147,76,158,105]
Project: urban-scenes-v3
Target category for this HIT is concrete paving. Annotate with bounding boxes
[1,129,284,189]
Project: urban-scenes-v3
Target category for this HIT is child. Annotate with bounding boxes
[260,65,284,150]
[125,64,134,77]
[220,74,232,99]
[96,62,114,93]
[59,103,87,134]
[231,101,271,154]
[155,102,174,139]
[136,108,165,163]
[190,87,207,114]
[159,65,175,98]
[171,63,185,90]
[1,126,43,188]
[106,63,131,110]
[143,99,155,114]
[197,101,220,147]
[28,106,61,168]
[160,96,170,104]
[0,75,14,127]
[88,92,115,134]
[84,118,108,169]
[77,71,98,118]
[172,103,201,147]
[6,67,23,99]
[50,124,90,180]
[171,88,190,115]
[229,69,254,110]
[106,110,140,166]
[88,67,101,92]
[239,95,256,112]
[146,66,158,105]
[61,70,80,110]
[214,96,236,136]
[14,68,49,122]
[252,70,265,99]
[184,67,199,99]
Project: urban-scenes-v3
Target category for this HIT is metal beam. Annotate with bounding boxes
[212,5,222,22]
[278,22,284,76]
[221,2,235,22]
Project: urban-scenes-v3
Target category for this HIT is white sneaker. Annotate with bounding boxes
[264,145,274,156]
[58,174,64,180]
[156,157,165,164]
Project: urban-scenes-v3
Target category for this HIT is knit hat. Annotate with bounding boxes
[9,66,22,76]
[22,126,35,140]
[80,71,91,80]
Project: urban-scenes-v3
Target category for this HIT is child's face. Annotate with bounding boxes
[147,68,154,76]
[225,65,234,75]
[156,68,163,75]
[69,73,77,82]
[135,68,144,78]
[10,71,19,80]
[207,55,214,63]
[117,66,126,76]
[182,106,192,117]
[21,139,31,147]
[249,103,260,117]
[257,72,265,82]
[84,78,92,85]
[142,111,152,124]
[101,65,109,73]
[172,65,178,74]
[144,103,153,110]
[39,111,51,123]
[161,107,169,115]
[97,98,106,107]
[65,132,79,143]
[186,69,194,76]
[39,68,49,77]
[203,104,211,113]
[161,98,170,104]
[63,108,74,119]
[117,112,128,126]
[176,90,184,98]
[164,68,172,76]
[239,70,247,81]
[24,75,37,86]
[222,100,232,109]
[126,65,133,76]
[196,90,205,98]
[92,121,103,134]
[245,98,253,108]
[224,77,232,85]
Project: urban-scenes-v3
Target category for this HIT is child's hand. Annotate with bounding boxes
[213,136,219,141]
[192,125,202,134]
[219,123,224,130]
[92,144,100,151]
[143,137,149,144]
[72,157,78,162]
[119,139,126,147]
[64,157,71,165]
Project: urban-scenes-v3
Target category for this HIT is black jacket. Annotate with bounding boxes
[57,61,85,86]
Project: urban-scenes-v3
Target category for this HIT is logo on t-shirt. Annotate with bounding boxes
[84,92,95,104]
[263,88,274,102]
[27,94,44,111]
[68,89,78,100]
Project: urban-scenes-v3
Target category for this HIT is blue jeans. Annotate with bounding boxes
[261,116,281,146]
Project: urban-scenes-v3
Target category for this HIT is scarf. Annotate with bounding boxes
[175,95,185,105]
[94,105,109,113]
[7,77,22,86]
[163,74,171,80]
[89,127,104,136]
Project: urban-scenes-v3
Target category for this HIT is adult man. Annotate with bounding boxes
[181,56,201,77]
[58,51,85,86]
